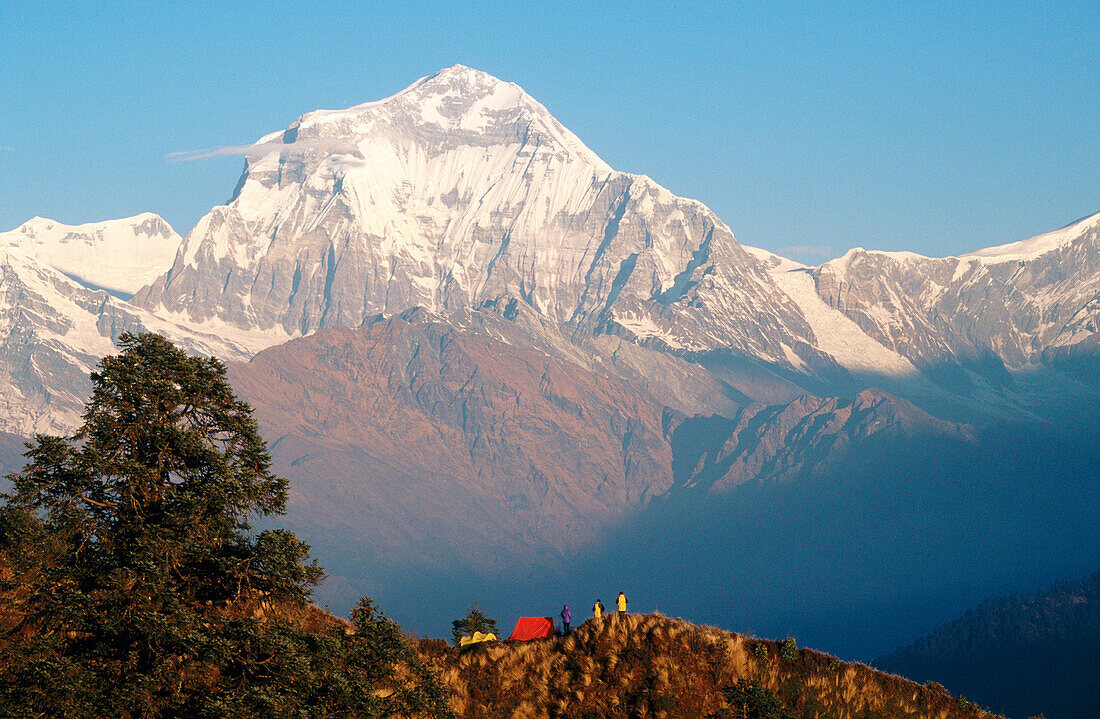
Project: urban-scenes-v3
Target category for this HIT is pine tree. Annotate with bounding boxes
[451,605,499,647]
[0,332,454,718]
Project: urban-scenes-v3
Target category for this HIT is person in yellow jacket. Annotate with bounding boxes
[616,591,627,615]
[593,599,604,618]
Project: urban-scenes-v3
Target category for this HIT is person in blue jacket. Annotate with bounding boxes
[561,604,572,635]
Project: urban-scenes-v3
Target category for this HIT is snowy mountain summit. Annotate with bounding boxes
[0,65,1098,437]
[134,65,814,362]
[0,213,180,297]
[268,64,610,169]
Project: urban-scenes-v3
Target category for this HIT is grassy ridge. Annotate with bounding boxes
[421,613,1002,719]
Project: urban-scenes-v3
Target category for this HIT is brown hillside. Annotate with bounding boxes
[226,310,971,572]
[228,311,675,566]
[422,614,1002,719]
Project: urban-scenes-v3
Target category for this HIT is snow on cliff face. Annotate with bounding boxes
[0,213,286,435]
[134,65,817,365]
[0,248,287,436]
[0,214,182,297]
[3,65,1097,437]
[812,210,1100,372]
[963,211,1100,263]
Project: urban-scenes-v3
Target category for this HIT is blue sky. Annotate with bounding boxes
[1,1,1096,262]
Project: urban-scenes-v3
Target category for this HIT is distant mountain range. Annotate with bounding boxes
[1,65,1097,659]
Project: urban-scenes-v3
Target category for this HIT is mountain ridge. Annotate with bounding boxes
[2,66,1095,434]
[0,212,181,298]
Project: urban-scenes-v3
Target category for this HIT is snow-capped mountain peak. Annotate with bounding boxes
[1,65,1098,441]
[136,66,814,366]
[0,213,181,297]
[247,64,609,173]
[963,209,1100,263]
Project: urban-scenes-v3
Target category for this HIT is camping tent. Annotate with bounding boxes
[507,616,555,641]
[458,631,498,647]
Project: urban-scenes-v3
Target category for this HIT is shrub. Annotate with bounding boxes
[652,694,676,711]
[714,679,795,719]
[753,643,770,659]
[779,637,799,662]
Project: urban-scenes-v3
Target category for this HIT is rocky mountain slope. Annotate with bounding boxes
[811,212,1100,395]
[227,309,675,566]
[227,311,969,568]
[0,219,287,436]
[662,387,972,494]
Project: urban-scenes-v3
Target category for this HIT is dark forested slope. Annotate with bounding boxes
[876,570,1100,719]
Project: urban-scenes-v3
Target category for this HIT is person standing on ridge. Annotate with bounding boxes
[593,599,604,619]
[617,591,628,615]
[561,604,572,636]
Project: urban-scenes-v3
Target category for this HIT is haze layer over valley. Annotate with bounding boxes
[2,65,1097,658]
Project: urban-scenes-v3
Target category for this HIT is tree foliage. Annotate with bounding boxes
[0,332,454,718]
[712,679,795,719]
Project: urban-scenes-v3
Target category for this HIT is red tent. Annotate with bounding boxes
[507,616,555,641]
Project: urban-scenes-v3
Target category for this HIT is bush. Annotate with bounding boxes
[712,679,795,719]
[753,643,770,659]
[652,694,676,711]
[779,636,799,662]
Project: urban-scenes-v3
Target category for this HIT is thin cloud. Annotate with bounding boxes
[165,141,282,162]
[0,146,14,152]
[166,137,359,162]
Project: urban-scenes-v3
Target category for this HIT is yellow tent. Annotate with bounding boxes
[458,631,498,647]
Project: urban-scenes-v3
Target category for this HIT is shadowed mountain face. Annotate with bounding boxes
[876,570,1100,719]
[0,432,27,488]
[662,388,971,493]
[547,418,1100,660]
[228,311,968,573]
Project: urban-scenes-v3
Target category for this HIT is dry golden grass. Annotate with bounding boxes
[419,613,1004,719]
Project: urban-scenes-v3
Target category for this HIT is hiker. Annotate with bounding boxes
[617,591,628,615]
[561,604,572,635]
[593,598,604,619]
